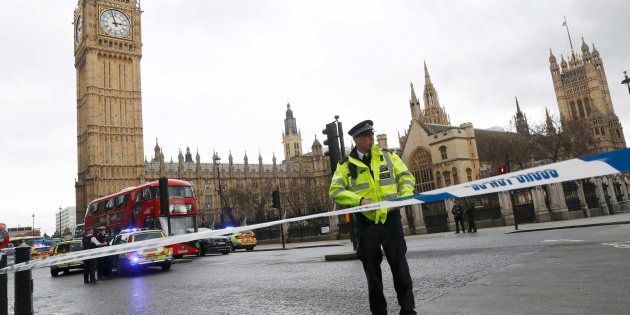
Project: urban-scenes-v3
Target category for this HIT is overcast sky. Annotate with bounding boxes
[1,0,629,235]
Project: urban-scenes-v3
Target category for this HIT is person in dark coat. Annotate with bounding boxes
[81,229,97,284]
[465,198,477,233]
[451,199,466,234]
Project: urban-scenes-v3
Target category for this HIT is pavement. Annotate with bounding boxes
[5,213,630,314]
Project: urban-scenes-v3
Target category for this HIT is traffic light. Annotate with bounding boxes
[271,189,281,209]
[323,122,341,173]
[498,165,507,174]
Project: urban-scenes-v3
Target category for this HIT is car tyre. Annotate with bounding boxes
[50,269,59,277]
[174,254,184,259]
[221,250,229,255]
[245,246,254,251]
[161,261,172,271]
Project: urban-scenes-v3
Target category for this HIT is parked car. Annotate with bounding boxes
[196,237,230,256]
[109,229,172,275]
[50,240,83,277]
[225,230,257,251]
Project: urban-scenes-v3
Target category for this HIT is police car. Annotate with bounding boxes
[109,229,172,275]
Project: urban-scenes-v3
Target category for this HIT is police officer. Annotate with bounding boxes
[329,120,417,315]
[81,229,97,284]
[95,226,110,279]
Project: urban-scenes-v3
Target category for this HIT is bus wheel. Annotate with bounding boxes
[161,261,172,271]
[174,255,184,259]
[50,269,59,277]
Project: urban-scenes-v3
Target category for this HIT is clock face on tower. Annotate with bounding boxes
[99,9,131,38]
[75,13,83,43]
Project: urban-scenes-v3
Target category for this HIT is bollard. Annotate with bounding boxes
[1,254,7,315]
[14,245,33,315]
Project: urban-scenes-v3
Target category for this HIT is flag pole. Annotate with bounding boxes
[563,16,574,51]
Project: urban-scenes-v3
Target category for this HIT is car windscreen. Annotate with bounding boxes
[133,232,163,242]
[57,243,82,253]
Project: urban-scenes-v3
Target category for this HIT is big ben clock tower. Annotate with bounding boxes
[74,0,145,223]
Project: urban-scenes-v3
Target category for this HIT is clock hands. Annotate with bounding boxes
[110,11,120,27]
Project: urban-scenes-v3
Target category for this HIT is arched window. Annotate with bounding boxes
[408,147,435,193]
[452,167,459,185]
[570,102,578,120]
[577,99,585,118]
[436,171,443,188]
[439,146,448,160]
[443,171,452,187]
[466,168,473,182]
[584,97,592,116]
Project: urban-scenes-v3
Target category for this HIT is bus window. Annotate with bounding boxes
[168,186,194,198]
[115,194,129,209]
[142,188,153,201]
[96,202,105,214]
[105,199,115,211]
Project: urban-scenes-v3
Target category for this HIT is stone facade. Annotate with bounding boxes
[74,0,145,223]
[549,39,626,153]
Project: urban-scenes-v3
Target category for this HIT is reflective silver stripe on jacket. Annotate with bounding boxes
[398,180,415,189]
[383,193,398,201]
[395,170,412,182]
[379,178,396,186]
[331,178,345,186]
[331,188,346,198]
[350,183,370,192]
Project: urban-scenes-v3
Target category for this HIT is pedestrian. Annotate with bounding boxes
[81,229,97,284]
[451,199,466,234]
[329,120,417,315]
[465,198,477,233]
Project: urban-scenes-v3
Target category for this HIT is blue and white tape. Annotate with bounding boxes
[1,148,628,274]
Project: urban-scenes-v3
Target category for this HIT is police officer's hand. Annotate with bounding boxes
[360,198,374,206]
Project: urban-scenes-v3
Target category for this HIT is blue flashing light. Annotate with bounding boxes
[131,257,139,263]
[121,228,142,234]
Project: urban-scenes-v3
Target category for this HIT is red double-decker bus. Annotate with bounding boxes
[84,179,200,257]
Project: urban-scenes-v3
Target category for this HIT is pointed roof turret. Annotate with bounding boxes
[312,135,322,148]
[185,146,193,163]
[560,54,567,68]
[195,149,201,164]
[549,49,557,63]
[410,82,419,102]
[228,151,233,165]
[515,96,522,113]
[545,107,556,135]
[244,150,248,165]
[272,152,277,166]
[423,60,431,84]
[258,151,263,164]
[591,44,599,57]
[581,37,589,53]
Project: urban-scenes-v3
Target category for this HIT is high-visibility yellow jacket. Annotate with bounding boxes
[329,145,416,224]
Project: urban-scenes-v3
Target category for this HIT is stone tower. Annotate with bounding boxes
[422,61,450,125]
[74,0,145,223]
[514,96,530,136]
[282,103,303,161]
[409,82,422,121]
[549,38,626,153]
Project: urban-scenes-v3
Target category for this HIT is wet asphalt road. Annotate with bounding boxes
[6,224,630,314]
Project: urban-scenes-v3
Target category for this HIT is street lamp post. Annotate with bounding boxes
[213,153,226,226]
[31,214,35,236]
[58,207,62,238]
[622,71,630,95]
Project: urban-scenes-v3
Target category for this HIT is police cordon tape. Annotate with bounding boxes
[1,148,628,275]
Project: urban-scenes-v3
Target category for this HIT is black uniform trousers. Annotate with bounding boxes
[355,210,416,315]
[83,259,97,284]
[466,213,477,232]
[454,216,466,233]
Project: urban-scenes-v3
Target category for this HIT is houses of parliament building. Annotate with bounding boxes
[73,0,628,235]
